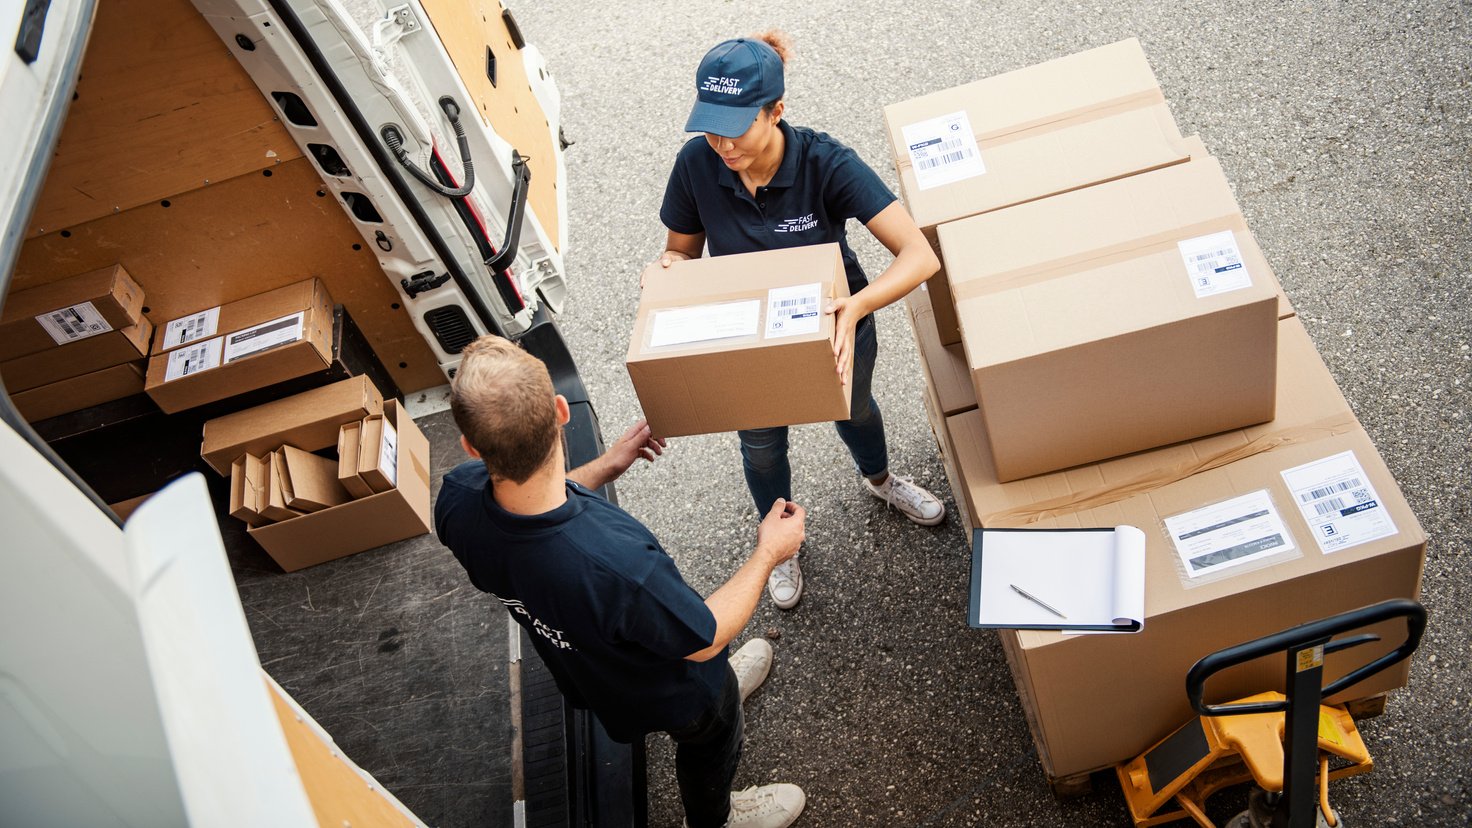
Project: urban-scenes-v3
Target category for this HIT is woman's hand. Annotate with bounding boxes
[642,230,706,288]
[825,295,868,388]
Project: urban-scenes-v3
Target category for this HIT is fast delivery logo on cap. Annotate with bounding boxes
[701,75,746,96]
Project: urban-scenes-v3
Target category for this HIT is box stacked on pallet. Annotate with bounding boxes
[890,42,1426,784]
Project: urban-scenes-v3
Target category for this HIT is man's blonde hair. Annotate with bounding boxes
[450,335,559,484]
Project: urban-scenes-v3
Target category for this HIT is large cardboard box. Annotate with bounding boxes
[941,156,1287,481]
[248,401,432,572]
[9,362,146,421]
[939,318,1426,777]
[199,375,384,474]
[144,279,334,414]
[0,264,145,362]
[883,39,1190,344]
[0,316,153,392]
[627,245,853,438]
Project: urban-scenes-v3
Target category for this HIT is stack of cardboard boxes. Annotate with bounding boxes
[0,265,153,420]
[886,40,1425,782]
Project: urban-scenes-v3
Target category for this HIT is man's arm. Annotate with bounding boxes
[686,499,806,662]
[566,418,666,491]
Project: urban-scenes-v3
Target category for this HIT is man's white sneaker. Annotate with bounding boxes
[863,474,946,526]
[730,638,773,704]
[725,783,806,828]
[766,557,803,610]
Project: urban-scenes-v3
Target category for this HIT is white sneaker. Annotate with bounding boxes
[725,783,806,828]
[863,474,945,526]
[766,557,803,610]
[730,638,773,704]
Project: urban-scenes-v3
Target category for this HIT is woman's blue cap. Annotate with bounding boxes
[684,38,785,138]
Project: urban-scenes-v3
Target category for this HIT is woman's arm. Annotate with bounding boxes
[825,201,941,384]
[641,229,706,287]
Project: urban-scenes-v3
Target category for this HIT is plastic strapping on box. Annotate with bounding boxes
[893,89,1165,171]
[950,216,1244,304]
[981,414,1361,527]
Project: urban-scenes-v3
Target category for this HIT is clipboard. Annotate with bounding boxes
[968,526,1147,632]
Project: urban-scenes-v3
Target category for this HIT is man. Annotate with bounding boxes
[435,335,808,828]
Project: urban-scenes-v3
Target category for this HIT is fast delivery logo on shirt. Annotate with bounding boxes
[701,76,744,96]
[499,597,575,650]
[774,213,818,233]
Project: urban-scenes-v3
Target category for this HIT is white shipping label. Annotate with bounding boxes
[35,301,112,344]
[164,337,223,381]
[378,419,399,487]
[1178,230,1253,298]
[161,306,221,350]
[765,283,822,338]
[223,312,304,364]
[901,111,986,191]
[648,300,760,349]
[1164,489,1296,578]
[1280,450,1397,554]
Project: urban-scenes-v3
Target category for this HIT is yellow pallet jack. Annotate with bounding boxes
[1117,599,1426,828]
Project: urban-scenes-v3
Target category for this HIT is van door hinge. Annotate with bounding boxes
[372,5,421,51]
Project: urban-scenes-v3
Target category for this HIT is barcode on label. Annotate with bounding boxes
[1313,497,1348,516]
[775,298,814,309]
[36,301,112,344]
[164,337,223,382]
[916,140,973,170]
[1301,478,1362,503]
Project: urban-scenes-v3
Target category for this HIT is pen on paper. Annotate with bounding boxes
[1010,583,1067,619]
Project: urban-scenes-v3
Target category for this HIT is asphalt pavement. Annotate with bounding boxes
[512,2,1470,825]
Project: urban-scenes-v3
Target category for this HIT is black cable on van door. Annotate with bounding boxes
[381,97,474,198]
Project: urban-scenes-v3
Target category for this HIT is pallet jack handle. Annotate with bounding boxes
[1185,598,1426,828]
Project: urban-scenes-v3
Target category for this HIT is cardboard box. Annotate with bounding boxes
[108,494,151,522]
[279,445,351,512]
[337,420,373,499]
[248,402,432,572]
[0,316,153,392]
[199,375,383,474]
[904,285,976,420]
[261,450,307,523]
[883,39,1190,344]
[941,156,1287,481]
[144,279,334,414]
[9,362,146,422]
[357,415,399,494]
[0,264,146,362]
[229,454,268,525]
[626,244,853,438]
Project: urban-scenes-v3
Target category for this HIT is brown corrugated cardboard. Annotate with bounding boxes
[280,445,351,513]
[0,264,145,362]
[1001,425,1424,778]
[199,375,383,474]
[108,494,151,522]
[228,454,267,525]
[626,245,853,438]
[883,39,1190,344]
[143,278,334,414]
[949,318,1349,529]
[249,401,432,572]
[941,156,1286,481]
[337,420,373,499]
[0,316,153,392]
[261,450,307,523]
[357,415,399,493]
[904,284,976,420]
[10,361,146,422]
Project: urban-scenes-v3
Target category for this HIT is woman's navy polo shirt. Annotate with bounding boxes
[660,121,897,297]
[435,461,727,742]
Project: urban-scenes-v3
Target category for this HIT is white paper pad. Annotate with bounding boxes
[971,526,1146,632]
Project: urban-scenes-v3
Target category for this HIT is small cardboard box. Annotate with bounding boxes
[10,361,146,422]
[337,420,374,499]
[941,156,1287,481]
[883,38,1190,344]
[144,279,334,414]
[0,316,153,392]
[248,401,432,572]
[0,264,146,362]
[261,450,307,523]
[627,244,853,438]
[357,415,399,493]
[279,445,350,512]
[228,454,268,525]
[199,375,383,474]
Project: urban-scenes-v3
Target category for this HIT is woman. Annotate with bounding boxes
[652,31,944,611]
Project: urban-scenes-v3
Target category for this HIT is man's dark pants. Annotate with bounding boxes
[666,665,743,827]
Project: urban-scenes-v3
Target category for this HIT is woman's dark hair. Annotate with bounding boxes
[752,29,792,115]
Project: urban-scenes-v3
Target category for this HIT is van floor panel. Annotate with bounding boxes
[218,409,514,828]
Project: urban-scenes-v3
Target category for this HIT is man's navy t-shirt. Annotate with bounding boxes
[435,461,727,742]
[660,121,898,298]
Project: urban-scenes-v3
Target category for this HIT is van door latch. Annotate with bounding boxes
[401,270,449,298]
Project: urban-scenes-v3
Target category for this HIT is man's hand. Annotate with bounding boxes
[567,418,666,490]
[755,498,806,567]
